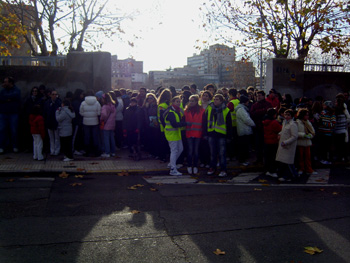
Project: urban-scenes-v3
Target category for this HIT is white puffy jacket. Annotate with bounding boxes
[79,96,101,126]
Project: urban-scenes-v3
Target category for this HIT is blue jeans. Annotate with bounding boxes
[208,136,226,171]
[0,113,18,150]
[187,137,200,167]
[103,130,116,154]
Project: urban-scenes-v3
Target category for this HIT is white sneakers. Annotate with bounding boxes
[187,167,192,175]
[193,167,198,174]
[170,168,182,176]
[218,171,227,177]
[266,171,278,178]
[101,153,110,158]
[63,157,74,162]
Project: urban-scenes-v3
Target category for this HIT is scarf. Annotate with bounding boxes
[172,104,181,113]
[209,102,226,127]
[303,120,315,136]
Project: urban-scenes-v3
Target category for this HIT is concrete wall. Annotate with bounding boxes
[0,52,111,99]
[266,58,350,101]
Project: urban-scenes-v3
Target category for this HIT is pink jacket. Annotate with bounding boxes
[101,103,116,130]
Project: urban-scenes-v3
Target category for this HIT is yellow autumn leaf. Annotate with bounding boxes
[198,181,206,184]
[262,184,270,187]
[259,179,268,183]
[304,246,323,255]
[332,192,339,195]
[127,186,138,190]
[75,175,84,178]
[254,188,262,191]
[59,171,69,178]
[76,168,85,172]
[150,188,158,192]
[218,180,227,183]
[131,210,141,214]
[135,184,144,187]
[70,183,82,187]
[213,249,226,255]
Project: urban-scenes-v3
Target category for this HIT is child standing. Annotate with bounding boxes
[29,104,45,161]
[56,99,76,161]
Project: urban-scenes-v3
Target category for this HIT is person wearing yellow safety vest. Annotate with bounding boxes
[157,89,172,162]
[178,90,192,166]
[203,94,232,177]
[184,95,205,175]
[236,95,256,166]
[164,96,187,176]
[227,88,240,161]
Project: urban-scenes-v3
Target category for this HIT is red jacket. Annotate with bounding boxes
[184,108,205,138]
[29,114,45,139]
[262,118,281,144]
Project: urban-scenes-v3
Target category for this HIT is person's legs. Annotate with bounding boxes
[187,137,194,167]
[36,135,44,160]
[208,136,218,170]
[0,113,7,151]
[9,113,19,150]
[53,129,60,155]
[304,146,313,173]
[298,146,305,173]
[109,130,116,154]
[168,140,178,169]
[47,129,55,155]
[218,137,227,171]
[32,134,38,159]
[192,138,201,167]
[103,130,110,154]
[91,125,100,155]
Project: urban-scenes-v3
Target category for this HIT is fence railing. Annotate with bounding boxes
[0,56,67,67]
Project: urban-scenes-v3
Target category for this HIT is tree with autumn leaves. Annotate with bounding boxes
[203,0,350,61]
[0,3,27,56]
[2,0,133,56]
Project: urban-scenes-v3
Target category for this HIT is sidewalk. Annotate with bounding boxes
[0,149,260,175]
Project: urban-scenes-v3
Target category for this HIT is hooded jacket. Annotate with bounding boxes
[56,106,76,137]
[101,103,117,130]
[79,96,101,126]
[262,118,282,144]
[236,103,255,136]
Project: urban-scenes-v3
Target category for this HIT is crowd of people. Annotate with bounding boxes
[1,76,349,180]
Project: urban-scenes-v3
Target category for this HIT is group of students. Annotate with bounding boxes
[25,82,350,180]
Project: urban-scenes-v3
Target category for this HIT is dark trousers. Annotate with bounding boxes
[60,135,73,159]
[83,125,100,156]
[264,143,278,173]
[187,137,201,167]
[237,135,251,163]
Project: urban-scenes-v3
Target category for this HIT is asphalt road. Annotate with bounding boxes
[0,169,350,263]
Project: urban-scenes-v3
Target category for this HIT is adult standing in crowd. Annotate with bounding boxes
[164,96,187,176]
[157,89,172,162]
[184,95,205,175]
[142,93,158,158]
[71,88,85,155]
[266,88,280,109]
[250,90,272,164]
[79,89,101,157]
[0,77,21,153]
[100,93,117,158]
[43,89,61,155]
[204,93,232,177]
[236,95,256,166]
[199,91,212,168]
[276,109,298,182]
[227,88,240,161]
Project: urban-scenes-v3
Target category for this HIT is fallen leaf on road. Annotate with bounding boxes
[155,183,163,186]
[76,168,85,172]
[259,179,268,183]
[135,184,144,187]
[150,188,158,192]
[59,171,69,178]
[131,210,141,214]
[218,180,227,183]
[332,192,339,195]
[198,181,206,184]
[304,246,323,255]
[6,179,15,182]
[75,175,84,178]
[254,188,262,191]
[262,184,270,187]
[320,189,325,191]
[191,176,199,179]
[213,249,226,255]
[70,183,82,187]
[127,186,138,190]
[118,170,129,176]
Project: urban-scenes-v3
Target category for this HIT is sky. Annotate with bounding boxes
[102,0,213,72]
